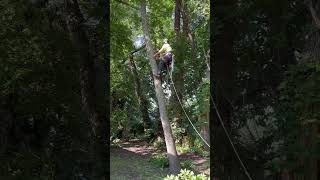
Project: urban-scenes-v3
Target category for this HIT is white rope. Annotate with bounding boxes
[210,92,253,180]
[162,54,251,179]
[166,66,210,148]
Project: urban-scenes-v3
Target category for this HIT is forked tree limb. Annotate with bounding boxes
[308,0,320,28]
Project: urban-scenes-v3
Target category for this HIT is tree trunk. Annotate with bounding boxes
[129,55,152,131]
[202,49,210,151]
[140,0,180,174]
[63,1,107,179]
[182,1,189,36]
[172,0,185,145]
[308,0,320,29]
[200,115,210,151]
[174,0,182,34]
[182,2,196,62]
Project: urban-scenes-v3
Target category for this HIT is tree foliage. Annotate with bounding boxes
[0,0,107,179]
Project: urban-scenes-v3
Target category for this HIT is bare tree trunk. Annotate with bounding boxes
[63,1,107,179]
[140,0,180,174]
[129,54,151,130]
[174,0,182,34]
[172,0,185,145]
[182,1,189,36]
[307,0,320,29]
[200,125,210,149]
[182,2,196,62]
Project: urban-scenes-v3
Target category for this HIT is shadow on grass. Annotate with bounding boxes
[110,146,169,180]
[111,139,210,177]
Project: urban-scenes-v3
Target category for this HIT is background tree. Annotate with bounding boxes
[212,0,319,179]
[0,0,108,179]
[110,0,210,176]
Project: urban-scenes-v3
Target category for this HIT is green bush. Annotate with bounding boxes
[190,146,209,157]
[152,137,166,150]
[176,143,209,157]
[141,128,155,141]
[176,145,190,154]
[180,160,195,170]
[150,154,169,168]
[271,63,320,175]
[191,139,209,157]
[164,169,209,180]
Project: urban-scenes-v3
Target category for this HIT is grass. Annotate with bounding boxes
[110,139,210,179]
[110,148,168,180]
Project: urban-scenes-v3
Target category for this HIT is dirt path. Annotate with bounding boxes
[110,139,209,180]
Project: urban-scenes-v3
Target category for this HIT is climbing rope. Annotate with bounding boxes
[165,65,210,148]
[165,62,252,180]
[209,92,253,180]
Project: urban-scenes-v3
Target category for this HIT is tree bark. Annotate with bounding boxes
[182,1,189,36]
[140,0,180,174]
[63,0,107,179]
[172,0,185,145]
[174,0,182,34]
[182,2,196,62]
[200,119,210,151]
[308,0,320,29]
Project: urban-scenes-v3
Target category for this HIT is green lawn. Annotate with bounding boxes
[110,147,169,180]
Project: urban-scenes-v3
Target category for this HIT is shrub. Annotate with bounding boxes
[180,160,195,170]
[164,169,209,180]
[152,137,166,150]
[150,154,169,168]
[176,145,190,154]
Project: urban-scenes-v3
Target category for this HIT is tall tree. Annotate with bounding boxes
[140,0,180,174]
[63,0,107,179]
[171,0,186,145]
[128,51,152,131]
[174,0,182,34]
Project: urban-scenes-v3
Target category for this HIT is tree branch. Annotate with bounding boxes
[131,44,146,55]
[114,0,139,10]
[308,0,320,29]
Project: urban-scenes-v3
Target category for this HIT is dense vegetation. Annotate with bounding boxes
[110,0,210,177]
[0,0,107,179]
[212,0,319,179]
[1,0,319,179]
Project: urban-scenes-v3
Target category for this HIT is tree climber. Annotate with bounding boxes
[154,38,173,76]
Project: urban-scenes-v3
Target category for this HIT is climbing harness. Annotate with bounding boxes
[159,55,174,92]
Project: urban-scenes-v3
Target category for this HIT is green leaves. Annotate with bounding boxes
[164,169,209,180]
[273,63,320,174]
